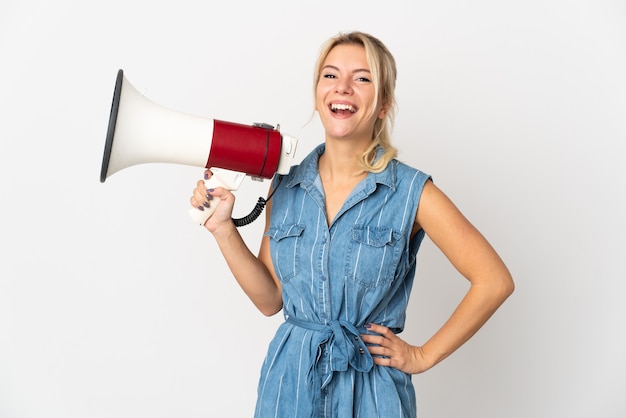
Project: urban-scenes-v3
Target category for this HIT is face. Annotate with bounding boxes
[315,43,387,144]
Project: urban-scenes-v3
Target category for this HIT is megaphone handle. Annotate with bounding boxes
[188,168,246,225]
[188,176,224,225]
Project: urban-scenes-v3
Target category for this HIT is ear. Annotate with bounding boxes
[378,102,390,119]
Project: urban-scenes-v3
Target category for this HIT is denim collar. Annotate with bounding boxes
[285,143,397,192]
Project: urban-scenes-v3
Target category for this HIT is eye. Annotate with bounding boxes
[356,76,371,83]
[322,73,337,79]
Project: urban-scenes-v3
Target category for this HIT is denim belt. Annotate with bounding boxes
[286,316,374,389]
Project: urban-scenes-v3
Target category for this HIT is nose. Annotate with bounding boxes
[335,79,353,95]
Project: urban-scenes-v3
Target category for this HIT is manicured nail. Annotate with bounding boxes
[206,188,214,193]
[365,323,371,329]
[203,201,210,208]
[205,194,213,200]
[204,173,209,180]
[197,205,204,211]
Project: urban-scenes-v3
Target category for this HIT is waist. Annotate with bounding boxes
[286,315,366,334]
[285,315,401,336]
[286,315,374,389]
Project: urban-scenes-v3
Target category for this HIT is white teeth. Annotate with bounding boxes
[331,103,356,112]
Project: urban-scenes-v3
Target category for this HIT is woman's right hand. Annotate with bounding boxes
[189,169,236,232]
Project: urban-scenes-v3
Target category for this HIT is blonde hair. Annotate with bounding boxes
[313,31,398,172]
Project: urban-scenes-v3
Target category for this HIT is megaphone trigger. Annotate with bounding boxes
[188,168,246,225]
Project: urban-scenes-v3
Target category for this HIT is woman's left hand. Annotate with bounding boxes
[361,323,432,375]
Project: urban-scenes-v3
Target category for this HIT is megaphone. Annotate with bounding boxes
[100,69,298,226]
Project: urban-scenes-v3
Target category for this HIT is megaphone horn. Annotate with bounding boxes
[100,69,298,226]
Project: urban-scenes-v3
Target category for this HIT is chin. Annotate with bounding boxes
[326,130,353,140]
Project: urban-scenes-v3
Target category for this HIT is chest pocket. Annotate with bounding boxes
[266,224,305,283]
[345,225,403,288]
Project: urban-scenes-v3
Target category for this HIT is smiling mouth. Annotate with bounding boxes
[330,103,356,113]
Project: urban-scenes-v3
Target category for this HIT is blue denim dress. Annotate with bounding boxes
[257,144,431,418]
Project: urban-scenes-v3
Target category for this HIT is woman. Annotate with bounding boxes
[190,31,514,418]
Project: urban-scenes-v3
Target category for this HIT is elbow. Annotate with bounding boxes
[476,271,515,305]
[497,273,515,302]
[258,302,283,317]
[471,267,515,302]
[506,277,515,296]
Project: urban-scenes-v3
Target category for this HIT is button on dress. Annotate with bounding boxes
[256,144,431,418]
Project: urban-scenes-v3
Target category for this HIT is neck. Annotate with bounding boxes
[319,140,370,181]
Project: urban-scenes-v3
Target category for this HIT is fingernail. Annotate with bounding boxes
[197,205,204,211]
[203,201,210,208]
[206,188,214,193]
[205,194,213,200]
[204,173,209,180]
[365,323,371,329]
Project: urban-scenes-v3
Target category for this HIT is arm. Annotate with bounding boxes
[190,171,283,316]
[362,179,514,373]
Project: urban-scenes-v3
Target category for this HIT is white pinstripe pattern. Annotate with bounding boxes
[257,146,429,417]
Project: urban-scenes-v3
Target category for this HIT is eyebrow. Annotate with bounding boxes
[322,65,371,74]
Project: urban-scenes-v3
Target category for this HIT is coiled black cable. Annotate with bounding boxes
[231,176,282,227]
[232,197,268,227]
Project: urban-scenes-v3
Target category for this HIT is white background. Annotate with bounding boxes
[1,1,625,417]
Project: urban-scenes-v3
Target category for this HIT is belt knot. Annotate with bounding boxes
[286,316,373,389]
